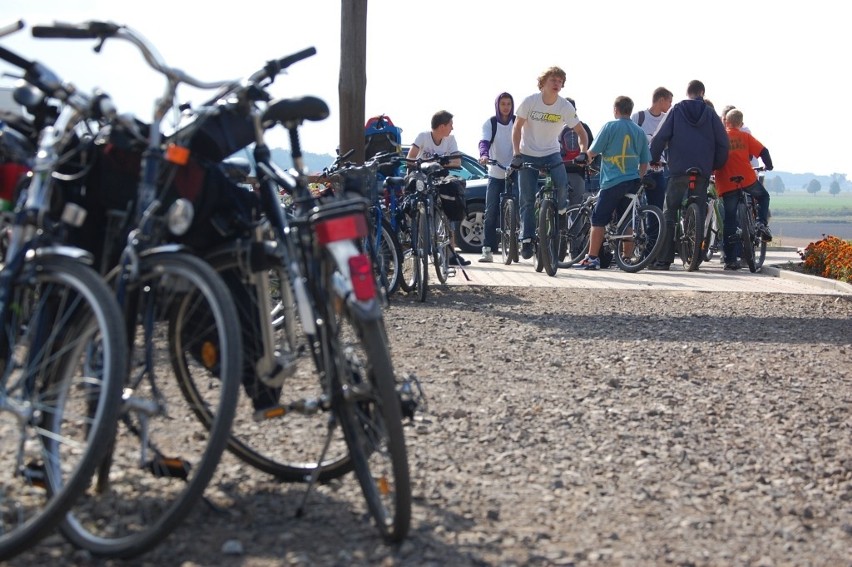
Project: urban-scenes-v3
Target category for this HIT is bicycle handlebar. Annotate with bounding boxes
[0,19,24,39]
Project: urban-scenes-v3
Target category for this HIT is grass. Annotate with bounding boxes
[769,191,852,222]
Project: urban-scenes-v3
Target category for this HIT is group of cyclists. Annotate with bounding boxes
[474,69,774,273]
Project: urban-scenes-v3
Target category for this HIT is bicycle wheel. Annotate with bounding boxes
[398,215,415,294]
[206,248,355,482]
[0,256,125,561]
[433,209,451,285]
[415,208,429,302]
[60,252,241,559]
[500,198,517,265]
[738,203,757,272]
[678,201,704,272]
[755,239,767,271]
[559,205,591,267]
[614,205,665,273]
[538,199,559,276]
[375,218,403,295]
[331,313,410,543]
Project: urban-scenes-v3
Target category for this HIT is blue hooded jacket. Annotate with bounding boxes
[649,98,728,177]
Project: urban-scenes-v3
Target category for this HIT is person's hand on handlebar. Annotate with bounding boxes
[573,152,589,165]
[510,155,523,170]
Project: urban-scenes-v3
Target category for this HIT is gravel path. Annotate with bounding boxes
[9,287,852,566]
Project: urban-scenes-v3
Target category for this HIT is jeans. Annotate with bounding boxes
[483,172,518,250]
[566,171,585,206]
[518,153,568,241]
[743,180,770,225]
[644,167,668,251]
[659,173,709,264]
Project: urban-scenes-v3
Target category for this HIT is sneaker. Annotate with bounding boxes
[520,240,533,259]
[575,255,600,270]
[724,261,742,271]
[450,254,471,266]
[478,247,493,263]
[648,262,671,271]
[756,222,773,242]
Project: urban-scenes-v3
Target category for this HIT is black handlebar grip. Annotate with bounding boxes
[32,24,98,39]
[0,44,34,71]
[277,47,316,69]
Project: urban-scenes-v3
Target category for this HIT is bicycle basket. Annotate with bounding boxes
[435,176,467,222]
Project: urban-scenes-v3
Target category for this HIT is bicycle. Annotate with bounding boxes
[675,167,707,271]
[0,23,127,560]
[30,21,246,558]
[731,171,768,272]
[561,175,664,273]
[701,177,723,263]
[401,155,457,302]
[485,159,519,265]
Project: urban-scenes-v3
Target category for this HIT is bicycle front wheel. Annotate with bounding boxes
[738,203,757,272]
[614,205,665,273]
[415,209,429,302]
[332,314,410,543]
[60,252,241,559]
[678,201,704,271]
[500,198,517,265]
[0,256,126,561]
[375,217,403,296]
[538,199,559,276]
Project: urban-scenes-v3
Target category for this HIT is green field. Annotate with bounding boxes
[768,192,852,222]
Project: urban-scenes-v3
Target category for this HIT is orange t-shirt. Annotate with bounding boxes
[714,127,765,196]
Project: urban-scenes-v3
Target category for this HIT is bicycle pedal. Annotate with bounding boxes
[253,405,288,421]
[20,460,47,490]
[144,456,191,480]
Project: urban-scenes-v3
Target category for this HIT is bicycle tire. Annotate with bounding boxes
[433,209,451,285]
[205,248,356,482]
[500,198,516,265]
[678,201,704,271]
[538,199,558,276]
[398,215,415,294]
[375,217,403,295]
[738,203,757,272]
[558,205,591,267]
[755,239,767,271]
[332,315,410,543]
[415,208,429,302]
[0,256,126,561]
[613,205,665,273]
[702,200,721,262]
[60,252,241,559]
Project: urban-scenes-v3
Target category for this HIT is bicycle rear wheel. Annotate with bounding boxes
[538,199,558,276]
[613,205,665,273]
[433,209,451,284]
[60,252,241,559]
[374,218,403,296]
[500,198,517,265]
[738,203,757,272]
[678,201,704,271]
[398,216,415,294]
[332,314,410,543]
[559,204,591,267]
[206,248,355,482]
[0,256,125,561]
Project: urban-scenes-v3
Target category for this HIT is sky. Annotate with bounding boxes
[1,0,848,177]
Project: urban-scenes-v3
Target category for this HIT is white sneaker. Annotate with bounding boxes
[478,247,493,263]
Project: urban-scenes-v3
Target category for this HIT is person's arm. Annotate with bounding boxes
[406,144,419,160]
[759,147,773,171]
[573,122,589,153]
[478,139,490,164]
[512,117,525,157]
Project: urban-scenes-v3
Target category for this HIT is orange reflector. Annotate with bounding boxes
[201,341,218,369]
[377,475,390,495]
[315,214,367,245]
[165,144,191,165]
[348,253,376,301]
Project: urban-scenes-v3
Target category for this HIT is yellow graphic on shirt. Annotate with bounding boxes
[530,111,562,123]
[603,135,637,173]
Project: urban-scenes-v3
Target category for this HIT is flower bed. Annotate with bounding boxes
[798,235,852,283]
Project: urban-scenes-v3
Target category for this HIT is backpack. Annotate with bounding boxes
[486,116,514,146]
[364,115,403,160]
[559,122,593,163]
[636,110,645,127]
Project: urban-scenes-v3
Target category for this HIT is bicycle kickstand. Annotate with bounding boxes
[295,413,339,518]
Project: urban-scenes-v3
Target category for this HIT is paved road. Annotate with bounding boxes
[446,247,852,296]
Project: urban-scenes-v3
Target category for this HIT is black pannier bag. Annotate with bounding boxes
[434,176,467,222]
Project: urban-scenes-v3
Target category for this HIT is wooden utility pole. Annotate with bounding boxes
[339,0,367,163]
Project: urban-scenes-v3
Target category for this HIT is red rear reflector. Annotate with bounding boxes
[348,254,375,301]
[315,214,367,245]
[165,144,191,165]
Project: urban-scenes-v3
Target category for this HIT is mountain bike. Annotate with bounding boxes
[486,160,519,265]
[0,24,127,560]
[515,162,562,276]
[561,176,663,273]
[30,21,245,558]
[732,172,768,272]
[676,167,706,271]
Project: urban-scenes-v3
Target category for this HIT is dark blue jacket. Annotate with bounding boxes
[650,98,728,177]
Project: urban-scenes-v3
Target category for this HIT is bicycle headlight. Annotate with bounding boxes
[166,198,194,236]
